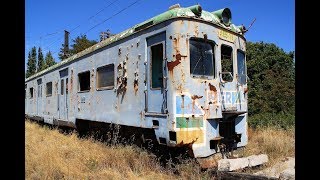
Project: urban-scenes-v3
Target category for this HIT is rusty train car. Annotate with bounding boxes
[25,4,248,160]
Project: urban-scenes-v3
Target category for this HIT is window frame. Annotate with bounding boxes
[220,44,234,82]
[61,79,64,95]
[29,87,34,99]
[150,42,164,90]
[78,70,91,93]
[96,63,115,91]
[189,37,216,79]
[46,82,53,97]
[236,49,247,85]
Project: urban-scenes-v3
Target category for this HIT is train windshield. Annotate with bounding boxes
[190,39,215,78]
[237,50,246,84]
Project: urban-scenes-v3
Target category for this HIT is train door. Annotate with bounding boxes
[146,32,167,113]
[219,44,238,111]
[36,79,42,116]
[59,68,69,120]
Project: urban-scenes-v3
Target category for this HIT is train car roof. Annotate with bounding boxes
[25,4,245,82]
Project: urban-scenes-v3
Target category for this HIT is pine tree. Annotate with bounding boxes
[37,47,45,72]
[58,34,97,61]
[26,47,37,78]
[45,51,56,68]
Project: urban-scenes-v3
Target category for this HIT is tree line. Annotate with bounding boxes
[25,36,295,128]
[26,34,97,78]
[26,47,56,78]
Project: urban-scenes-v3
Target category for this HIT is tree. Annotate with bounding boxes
[37,47,45,72]
[45,51,56,68]
[26,46,37,78]
[59,34,97,61]
[246,41,295,115]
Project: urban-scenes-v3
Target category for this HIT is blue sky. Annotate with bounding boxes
[26,0,294,66]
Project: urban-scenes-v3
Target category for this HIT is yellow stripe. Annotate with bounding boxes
[176,130,204,144]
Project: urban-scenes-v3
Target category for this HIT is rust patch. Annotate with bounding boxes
[167,53,187,71]
[134,79,138,95]
[116,61,127,103]
[209,83,218,104]
[191,95,203,100]
[244,87,248,93]
[167,58,181,71]
[209,83,217,92]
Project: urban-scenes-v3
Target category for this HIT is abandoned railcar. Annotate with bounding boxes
[25,4,248,159]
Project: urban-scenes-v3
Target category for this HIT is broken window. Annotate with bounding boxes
[97,64,114,89]
[151,44,163,89]
[29,87,33,99]
[221,44,233,82]
[190,38,215,78]
[78,71,90,92]
[237,50,246,85]
[46,82,52,96]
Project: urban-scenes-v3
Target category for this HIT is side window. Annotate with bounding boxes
[78,71,90,92]
[190,38,215,78]
[66,78,69,94]
[46,82,52,97]
[221,44,233,82]
[97,64,114,90]
[61,79,64,95]
[151,44,163,89]
[237,50,246,84]
[29,87,34,99]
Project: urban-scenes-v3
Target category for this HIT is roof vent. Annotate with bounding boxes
[212,8,232,26]
[187,5,202,17]
[169,4,180,10]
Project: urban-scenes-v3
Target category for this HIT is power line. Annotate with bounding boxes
[43,0,144,59]
[41,0,121,54]
[69,0,121,33]
[84,0,143,34]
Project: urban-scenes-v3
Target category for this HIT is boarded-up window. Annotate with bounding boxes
[78,71,90,92]
[29,87,34,98]
[46,82,52,96]
[151,44,163,89]
[97,64,114,89]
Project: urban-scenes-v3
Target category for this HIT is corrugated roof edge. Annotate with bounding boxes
[25,5,243,82]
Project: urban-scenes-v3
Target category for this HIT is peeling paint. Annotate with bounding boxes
[191,95,203,100]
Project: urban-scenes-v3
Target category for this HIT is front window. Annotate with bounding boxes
[221,44,233,82]
[190,38,215,78]
[237,50,246,84]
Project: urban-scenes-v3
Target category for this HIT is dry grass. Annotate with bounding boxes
[26,120,295,179]
[25,120,210,180]
[242,127,295,167]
